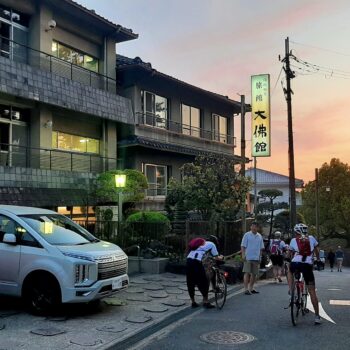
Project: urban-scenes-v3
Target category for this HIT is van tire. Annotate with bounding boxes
[23,274,61,316]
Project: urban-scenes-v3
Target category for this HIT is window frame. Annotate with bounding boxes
[143,163,168,197]
[212,113,228,143]
[181,104,201,138]
[141,90,168,129]
[51,131,100,154]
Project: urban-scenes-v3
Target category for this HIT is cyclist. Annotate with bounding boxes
[288,223,321,325]
[186,235,223,309]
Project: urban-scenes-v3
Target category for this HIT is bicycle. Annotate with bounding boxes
[208,259,227,309]
[290,269,309,326]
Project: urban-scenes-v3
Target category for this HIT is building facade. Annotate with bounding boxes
[0,0,244,215]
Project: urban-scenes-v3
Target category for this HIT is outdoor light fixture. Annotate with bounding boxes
[45,19,56,31]
[43,120,53,128]
[115,174,126,188]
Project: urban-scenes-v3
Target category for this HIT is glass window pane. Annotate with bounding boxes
[191,107,200,138]
[145,165,156,196]
[182,104,190,135]
[219,116,227,143]
[72,135,86,152]
[58,44,72,62]
[156,166,166,195]
[52,131,58,148]
[86,138,99,154]
[84,55,98,72]
[212,114,220,141]
[71,51,84,66]
[0,22,10,58]
[52,41,58,56]
[155,95,167,128]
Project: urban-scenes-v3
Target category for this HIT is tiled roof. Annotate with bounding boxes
[245,168,304,188]
[61,0,138,40]
[119,136,242,162]
[116,55,242,110]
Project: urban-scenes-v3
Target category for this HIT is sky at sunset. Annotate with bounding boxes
[79,0,350,183]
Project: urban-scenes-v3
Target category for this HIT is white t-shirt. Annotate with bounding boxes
[289,235,318,265]
[241,231,265,261]
[187,241,219,261]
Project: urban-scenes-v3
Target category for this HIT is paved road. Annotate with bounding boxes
[135,267,350,350]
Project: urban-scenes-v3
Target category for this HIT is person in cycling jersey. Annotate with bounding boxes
[288,223,321,325]
[186,235,223,308]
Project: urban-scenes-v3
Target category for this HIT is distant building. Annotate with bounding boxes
[245,168,304,214]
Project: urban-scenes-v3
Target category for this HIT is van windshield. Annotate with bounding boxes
[20,214,98,246]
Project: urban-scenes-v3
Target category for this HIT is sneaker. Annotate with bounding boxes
[191,302,199,308]
[203,302,215,309]
[251,289,260,294]
[278,278,283,283]
[244,290,252,295]
[314,316,321,325]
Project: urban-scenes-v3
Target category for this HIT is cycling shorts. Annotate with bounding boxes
[290,262,315,286]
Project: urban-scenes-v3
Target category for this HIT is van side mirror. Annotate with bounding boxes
[3,233,17,245]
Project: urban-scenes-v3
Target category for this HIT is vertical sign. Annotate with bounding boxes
[251,74,271,157]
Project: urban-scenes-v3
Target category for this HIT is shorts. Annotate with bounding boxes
[270,254,284,267]
[243,260,260,276]
[290,262,315,286]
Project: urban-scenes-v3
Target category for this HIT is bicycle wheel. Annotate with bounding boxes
[215,271,227,309]
[290,282,300,326]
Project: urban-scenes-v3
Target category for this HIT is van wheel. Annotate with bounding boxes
[24,276,61,316]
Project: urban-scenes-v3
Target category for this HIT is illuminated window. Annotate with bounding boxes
[212,114,228,143]
[52,40,99,73]
[144,164,167,196]
[181,104,200,137]
[52,131,100,154]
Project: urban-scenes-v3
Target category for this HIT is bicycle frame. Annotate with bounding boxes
[290,269,309,326]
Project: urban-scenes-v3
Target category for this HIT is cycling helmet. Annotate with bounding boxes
[207,235,219,247]
[294,223,308,235]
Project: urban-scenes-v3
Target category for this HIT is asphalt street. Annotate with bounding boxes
[135,267,350,350]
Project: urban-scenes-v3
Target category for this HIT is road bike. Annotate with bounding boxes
[290,269,309,326]
[209,259,227,309]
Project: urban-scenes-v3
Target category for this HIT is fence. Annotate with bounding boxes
[76,219,247,259]
[0,143,117,173]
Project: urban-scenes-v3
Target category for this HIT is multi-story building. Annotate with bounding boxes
[0,0,244,215]
[0,0,137,218]
[116,55,242,210]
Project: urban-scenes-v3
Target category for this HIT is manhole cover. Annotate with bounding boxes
[148,291,168,298]
[200,331,255,345]
[70,337,103,347]
[125,315,152,324]
[143,305,168,313]
[96,325,127,333]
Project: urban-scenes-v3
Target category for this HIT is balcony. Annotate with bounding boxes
[136,112,236,146]
[0,36,116,93]
[0,143,117,173]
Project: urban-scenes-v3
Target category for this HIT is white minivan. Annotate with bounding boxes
[0,205,129,314]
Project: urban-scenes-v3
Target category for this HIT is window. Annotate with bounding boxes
[181,104,200,137]
[144,164,167,196]
[212,114,228,143]
[52,131,100,154]
[52,40,99,73]
[141,91,168,129]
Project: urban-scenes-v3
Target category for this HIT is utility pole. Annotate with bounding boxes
[240,94,246,234]
[253,157,258,218]
[315,168,319,240]
[282,37,297,233]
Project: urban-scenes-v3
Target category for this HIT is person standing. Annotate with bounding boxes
[327,248,335,272]
[269,231,286,283]
[335,246,344,272]
[186,237,222,308]
[241,222,265,295]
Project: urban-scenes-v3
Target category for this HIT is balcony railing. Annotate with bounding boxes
[0,143,117,173]
[136,112,236,146]
[0,36,116,93]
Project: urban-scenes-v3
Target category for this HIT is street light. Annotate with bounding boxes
[115,174,126,226]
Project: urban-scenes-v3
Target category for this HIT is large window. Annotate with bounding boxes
[212,114,228,143]
[144,164,167,197]
[52,41,99,73]
[52,131,100,154]
[142,91,168,129]
[181,104,200,138]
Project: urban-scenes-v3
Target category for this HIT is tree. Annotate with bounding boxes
[166,155,252,221]
[301,158,350,242]
[274,210,305,238]
[94,169,148,205]
[257,189,288,240]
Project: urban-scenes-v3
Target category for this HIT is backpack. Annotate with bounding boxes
[188,238,205,251]
[270,239,282,255]
[296,236,312,262]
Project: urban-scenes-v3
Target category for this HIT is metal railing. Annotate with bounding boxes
[0,143,117,173]
[136,112,236,146]
[0,36,117,93]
